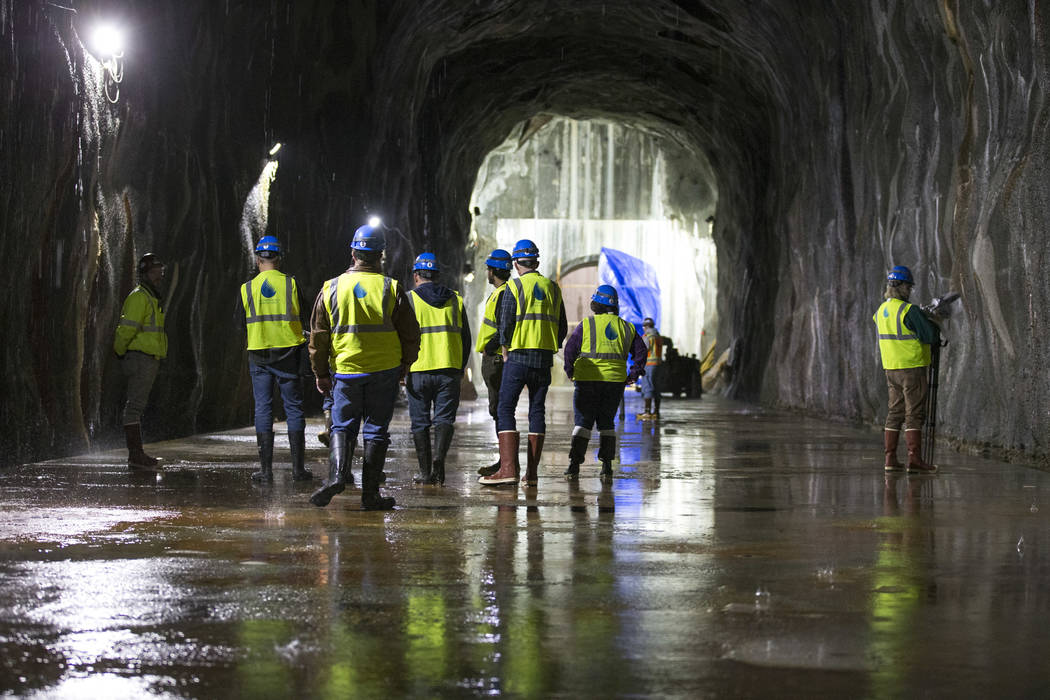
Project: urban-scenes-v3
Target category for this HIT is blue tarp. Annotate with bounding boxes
[598,247,660,333]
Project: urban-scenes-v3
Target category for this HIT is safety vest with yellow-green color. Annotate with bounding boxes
[408,289,464,371]
[113,284,167,359]
[474,283,507,354]
[323,271,402,374]
[241,270,305,350]
[573,314,637,382]
[508,272,562,352]
[874,298,931,369]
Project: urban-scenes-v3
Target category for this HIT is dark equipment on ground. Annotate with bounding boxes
[654,338,702,399]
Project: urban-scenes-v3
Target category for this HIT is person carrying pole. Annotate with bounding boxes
[873,265,940,473]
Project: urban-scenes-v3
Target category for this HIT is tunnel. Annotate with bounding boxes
[4,0,1048,467]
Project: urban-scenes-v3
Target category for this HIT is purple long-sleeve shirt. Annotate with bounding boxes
[563,314,648,383]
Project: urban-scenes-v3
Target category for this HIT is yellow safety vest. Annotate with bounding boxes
[323,271,402,374]
[408,289,464,372]
[644,329,663,366]
[573,314,636,382]
[874,298,931,369]
[241,270,305,350]
[113,285,167,359]
[474,283,506,354]
[508,273,562,352]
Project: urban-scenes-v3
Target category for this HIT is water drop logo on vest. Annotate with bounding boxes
[261,280,277,298]
[883,308,889,318]
[533,285,546,301]
[354,283,368,299]
[605,324,618,340]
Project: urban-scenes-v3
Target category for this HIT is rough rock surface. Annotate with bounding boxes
[1,1,1048,466]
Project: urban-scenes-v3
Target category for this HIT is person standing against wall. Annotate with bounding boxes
[240,235,313,483]
[563,285,647,480]
[475,249,512,478]
[405,252,471,486]
[113,253,167,470]
[874,265,939,473]
[478,239,567,487]
[308,222,420,509]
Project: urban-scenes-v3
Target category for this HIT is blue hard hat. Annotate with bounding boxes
[485,248,512,270]
[591,284,618,307]
[512,239,539,259]
[887,265,914,284]
[254,235,282,256]
[413,252,439,272]
[351,224,386,252]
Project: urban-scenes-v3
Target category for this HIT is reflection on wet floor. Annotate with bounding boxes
[1,389,1048,697]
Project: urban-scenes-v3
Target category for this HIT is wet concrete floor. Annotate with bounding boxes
[1,389,1049,698]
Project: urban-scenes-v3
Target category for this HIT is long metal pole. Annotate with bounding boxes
[923,343,941,465]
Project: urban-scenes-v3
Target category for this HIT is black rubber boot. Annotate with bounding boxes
[361,441,396,510]
[251,432,275,483]
[124,423,159,469]
[289,430,312,481]
[598,431,616,481]
[432,424,454,486]
[311,432,351,507]
[412,428,432,484]
[565,431,590,479]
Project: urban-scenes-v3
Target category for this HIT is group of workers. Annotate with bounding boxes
[112,222,943,507]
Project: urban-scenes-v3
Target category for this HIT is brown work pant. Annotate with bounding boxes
[884,367,928,431]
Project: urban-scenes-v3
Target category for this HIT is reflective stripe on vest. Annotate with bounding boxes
[241,270,304,350]
[475,283,506,353]
[874,298,930,369]
[408,290,464,371]
[324,272,402,374]
[574,314,635,382]
[508,274,561,352]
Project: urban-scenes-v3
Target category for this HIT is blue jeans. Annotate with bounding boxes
[496,360,550,433]
[407,372,461,432]
[639,368,658,399]
[331,367,400,445]
[573,381,623,431]
[249,361,305,433]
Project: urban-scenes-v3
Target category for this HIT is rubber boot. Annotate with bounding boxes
[478,427,501,476]
[432,423,454,486]
[317,409,332,447]
[637,399,652,420]
[905,429,938,474]
[124,423,158,469]
[361,440,396,510]
[251,432,274,483]
[289,430,313,481]
[598,430,616,481]
[522,433,544,486]
[478,431,520,485]
[884,429,903,472]
[311,431,352,507]
[565,429,590,479]
[652,394,662,420]
[412,428,432,484]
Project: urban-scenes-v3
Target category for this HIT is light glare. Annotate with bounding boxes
[268,143,282,156]
[92,24,124,57]
[368,216,381,228]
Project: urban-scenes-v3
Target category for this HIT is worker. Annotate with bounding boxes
[240,235,312,483]
[113,253,167,470]
[563,285,647,480]
[308,222,420,509]
[478,239,567,487]
[874,265,940,473]
[406,252,471,486]
[637,317,663,420]
[475,249,513,478]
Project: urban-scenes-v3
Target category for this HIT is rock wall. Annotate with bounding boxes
[2,0,1049,466]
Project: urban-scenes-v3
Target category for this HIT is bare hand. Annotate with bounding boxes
[316,376,332,394]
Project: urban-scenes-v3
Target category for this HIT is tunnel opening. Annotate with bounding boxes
[464,115,719,390]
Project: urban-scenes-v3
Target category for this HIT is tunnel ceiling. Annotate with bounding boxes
[5,0,1050,468]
